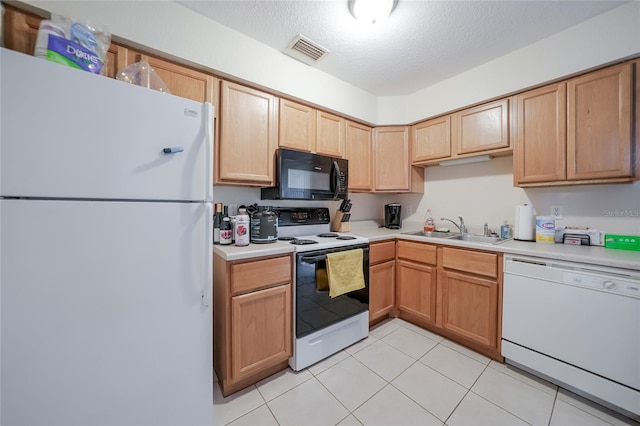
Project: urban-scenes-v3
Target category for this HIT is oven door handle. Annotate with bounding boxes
[300,255,327,264]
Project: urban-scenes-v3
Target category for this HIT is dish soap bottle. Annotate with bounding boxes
[424,209,435,232]
[500,220,511,239]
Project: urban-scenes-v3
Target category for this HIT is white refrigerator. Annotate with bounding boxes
[0,48,214,425]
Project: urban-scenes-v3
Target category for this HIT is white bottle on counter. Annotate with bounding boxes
[234,208,250,247]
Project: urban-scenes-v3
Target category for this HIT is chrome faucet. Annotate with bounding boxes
[441,216,468,234]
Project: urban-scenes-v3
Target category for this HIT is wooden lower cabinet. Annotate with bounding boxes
[396,259,437,326]
[440,270,498,348]
[230,284,291,382]
[214,253,293,397]
[395,241,438,327]
[369,241,396,325]
[439,247,503,359]
[381,239,503,361]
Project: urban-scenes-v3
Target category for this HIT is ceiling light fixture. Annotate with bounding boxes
[438,155,493,167]
[348,0,398,24]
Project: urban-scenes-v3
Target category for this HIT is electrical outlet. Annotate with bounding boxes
[551,205,563,219]
[406,205,413,215]
[228,203,239,216]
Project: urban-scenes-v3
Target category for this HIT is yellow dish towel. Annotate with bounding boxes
[316,268,329,291]
[326,249,365,298]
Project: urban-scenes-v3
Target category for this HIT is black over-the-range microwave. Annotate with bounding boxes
[261,148,348,200]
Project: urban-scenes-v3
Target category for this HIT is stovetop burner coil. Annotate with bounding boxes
[290,239,319,245]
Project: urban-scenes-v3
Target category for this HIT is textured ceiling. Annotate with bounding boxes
[178,0,627,96]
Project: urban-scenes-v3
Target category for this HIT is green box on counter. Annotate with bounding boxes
[604,234,640,251]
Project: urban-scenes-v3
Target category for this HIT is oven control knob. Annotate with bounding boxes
[603,280,617,290]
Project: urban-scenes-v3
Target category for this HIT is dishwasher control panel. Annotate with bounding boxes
[561,271,639,298]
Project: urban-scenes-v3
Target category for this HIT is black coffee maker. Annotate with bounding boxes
[384,203,402,229]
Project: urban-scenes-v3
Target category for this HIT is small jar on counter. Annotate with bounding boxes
[234,208,250,247]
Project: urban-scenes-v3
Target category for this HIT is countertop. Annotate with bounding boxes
[214,220,640,271]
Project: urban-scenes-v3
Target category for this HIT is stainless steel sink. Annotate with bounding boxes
[448,234,501,244]
[402,231,460,238]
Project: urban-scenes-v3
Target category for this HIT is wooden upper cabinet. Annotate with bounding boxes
[316,111,346,157]
[412,116,451,163]
[515,62,635,187]
[2,5,41,55]
[567,63,633,181]
[453,98,510,155]
[279,100,345,157]
[218,81,278,186]
[373,126,411,191]
[3,5,127,79]
[278,99,316,152]
[128,52,217,104]
[514,83,567,185]
[345,120,373,192]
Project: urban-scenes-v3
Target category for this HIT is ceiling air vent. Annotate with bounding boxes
[284,34,330,66]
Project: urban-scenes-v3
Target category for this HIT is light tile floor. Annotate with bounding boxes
[214,318,639,426]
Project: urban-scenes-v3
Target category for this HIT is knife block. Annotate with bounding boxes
[330,211,351,232]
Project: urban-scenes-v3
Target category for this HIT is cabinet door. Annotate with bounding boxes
[279,99,315,152]
[396,259,437,325]
[412,116,451,163]
[345,120,373,191]
[454,99,510,155]
[129,52,217,104]
[567,63,633,180]
[514,83,567,185]
[373,126,410,191]
[441,270,498,348]
[369,260,395,324]
[3,5,128,79]
[218,81,278,185]
[231,284,292,382]
[316,111,345,158]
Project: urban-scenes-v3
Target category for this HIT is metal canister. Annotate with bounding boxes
[250,206,278,244]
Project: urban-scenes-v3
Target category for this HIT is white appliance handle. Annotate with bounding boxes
[204,103,214,201]
[203,202,213,307]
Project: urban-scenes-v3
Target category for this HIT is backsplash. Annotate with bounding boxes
[397,156,640,236]
[213,156,640,236]
[211,185,393,224]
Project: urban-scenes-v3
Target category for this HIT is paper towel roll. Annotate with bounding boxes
[514,204,535,241]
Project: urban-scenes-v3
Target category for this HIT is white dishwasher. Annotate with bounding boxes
[502,255,640,419]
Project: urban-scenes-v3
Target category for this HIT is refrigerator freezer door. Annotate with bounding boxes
[0,199,213,425]
[0,48,213,201]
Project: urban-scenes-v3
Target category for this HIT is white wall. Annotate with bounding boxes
[395,157,640,236]
[378,1,640,124]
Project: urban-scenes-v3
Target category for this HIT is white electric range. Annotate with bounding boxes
[273,207,370,371]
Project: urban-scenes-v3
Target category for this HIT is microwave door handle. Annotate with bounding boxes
[300,255,327,263]
[332,160,340,199]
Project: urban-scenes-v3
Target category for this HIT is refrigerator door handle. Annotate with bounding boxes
[203,202,213,307]
[162,147,184,154]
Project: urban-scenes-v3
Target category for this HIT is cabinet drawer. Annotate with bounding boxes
[231,255,291,294]
[397,241,437,265]
[442,248,497,278]
[370,241,396,264]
